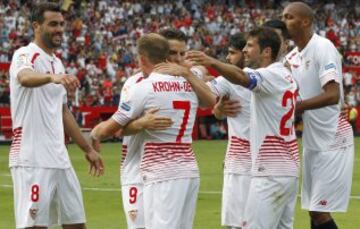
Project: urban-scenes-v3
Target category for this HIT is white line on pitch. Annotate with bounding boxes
[1,184,360,200]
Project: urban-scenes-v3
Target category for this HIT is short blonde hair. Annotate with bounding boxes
[137,33,170,65]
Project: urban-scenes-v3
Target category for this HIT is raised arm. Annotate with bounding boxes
[18,69,80,92]
[63,105,104,176]
[154,62,216,107]
[186,51,251,87]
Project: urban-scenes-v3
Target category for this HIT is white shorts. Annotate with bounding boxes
[143,178,199,229]
[121,184,145,229]
[221,173,251,227]
[243,176,298,229]
[302,145,354,212]
[11,167,86,228]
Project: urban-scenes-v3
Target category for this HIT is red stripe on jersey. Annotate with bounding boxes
[254,135,299,176]
[140,142,199,183]
[10,127,22,155]
[31,53,40,64]
[225,136,251,175]
[121,145,128,165]
[330,115,353,148]
[136,76,144,83]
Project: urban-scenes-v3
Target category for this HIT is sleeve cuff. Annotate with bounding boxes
[111,111,131,126]
[320,71,340,87]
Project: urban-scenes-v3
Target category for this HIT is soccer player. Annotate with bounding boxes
[159,28,209,80]
[283,2,354,228]
[187,27,300,228]
[109,28,208,229]
[207,33,251,229]
[8,3,103,229]
[91,33,215,229]
[117,71,172,229]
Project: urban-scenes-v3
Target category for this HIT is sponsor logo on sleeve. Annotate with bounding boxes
[325,63,336,71]
[120,102,131,111]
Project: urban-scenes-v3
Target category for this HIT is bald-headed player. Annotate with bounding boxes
[283,2,354,228]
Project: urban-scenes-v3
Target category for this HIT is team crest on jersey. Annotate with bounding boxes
[305,60,311,69]
[16,53,31,68]
[121,102,131,111]
[29,208,38,219]
[128,209,138,221]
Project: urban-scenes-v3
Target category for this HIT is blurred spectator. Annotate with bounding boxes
[343,71,353,93]
[0,0,358,112]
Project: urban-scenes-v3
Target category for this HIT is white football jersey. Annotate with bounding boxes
[208,76,251,175]
[9,42,70,168]
[246,63,299,177]
[116,72,145,186]
[112,72,200,184]
[286,33,353,151]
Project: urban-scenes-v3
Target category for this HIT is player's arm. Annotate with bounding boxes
[296,81,340,114]
[63,105,104,176]
[186,51,251,87]
[296,44,341,114]
[122,108,173,135]
[91,118,124,141]
[91,83,149,145]
[18,69,80,92]
[182,67,216,107]
[154,62,216,107]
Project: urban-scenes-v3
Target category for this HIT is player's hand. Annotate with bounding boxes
[85,148,104,177]
[213,95,241,118]
[51,74,80,93]
[154,62,191,77]
[140,108,173,130]
[186,51,216,67]
[219,95,241,117]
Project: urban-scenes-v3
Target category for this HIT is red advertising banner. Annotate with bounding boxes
[0,62,10,71]
[344,51,360,74]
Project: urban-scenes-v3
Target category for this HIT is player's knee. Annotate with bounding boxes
[309,211,332,224]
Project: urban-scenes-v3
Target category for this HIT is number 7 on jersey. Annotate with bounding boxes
[173,101,191,143]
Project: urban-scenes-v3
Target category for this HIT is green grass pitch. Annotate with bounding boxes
[0,139,359,228]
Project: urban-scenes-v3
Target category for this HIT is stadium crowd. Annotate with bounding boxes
[0,0,359,126]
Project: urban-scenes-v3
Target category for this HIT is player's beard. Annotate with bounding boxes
[41,31,62,49]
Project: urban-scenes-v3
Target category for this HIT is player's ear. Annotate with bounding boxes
[263,47,272,59]
[137,55,146,66]
[32,21,40,32]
